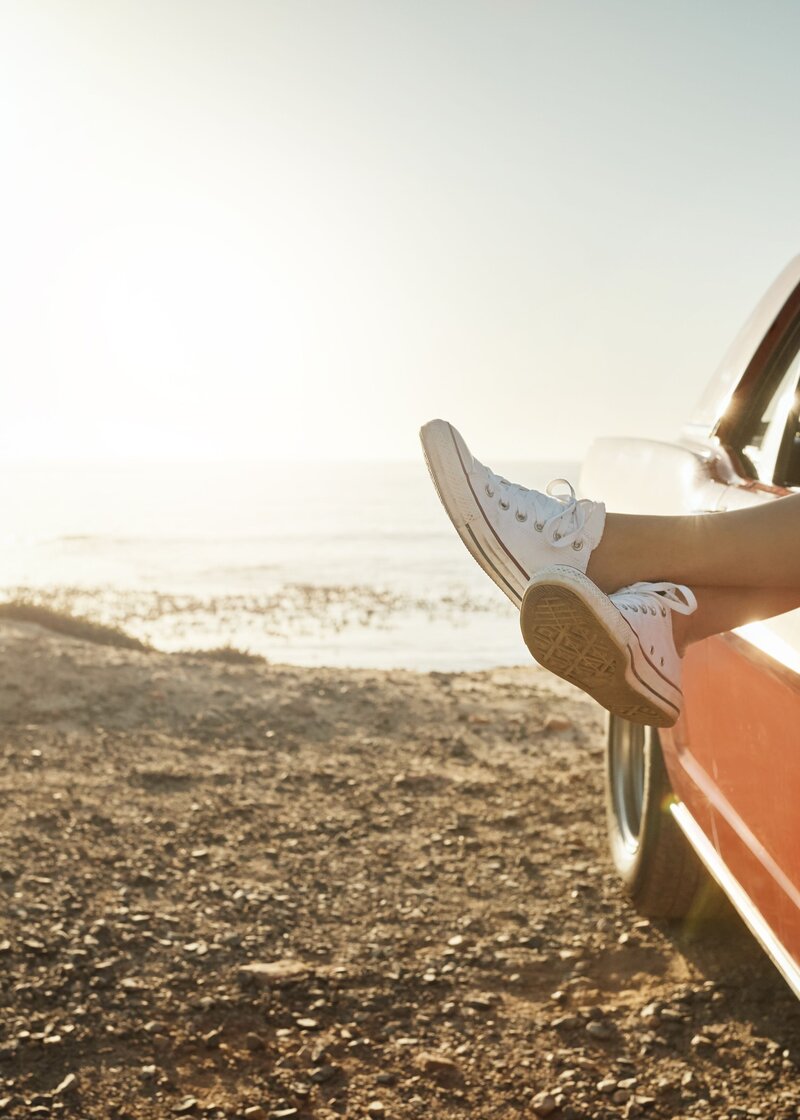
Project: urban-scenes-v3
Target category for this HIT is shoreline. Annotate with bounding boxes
[0,590,527,672]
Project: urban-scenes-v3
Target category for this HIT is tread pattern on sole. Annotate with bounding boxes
[522,584,674,728]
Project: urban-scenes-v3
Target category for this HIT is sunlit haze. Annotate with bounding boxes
[2,1,800,462]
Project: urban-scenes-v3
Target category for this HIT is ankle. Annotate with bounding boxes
[585,540,623,595]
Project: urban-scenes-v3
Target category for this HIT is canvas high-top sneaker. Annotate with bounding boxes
[420,419,606,607]
[520,566,697,728]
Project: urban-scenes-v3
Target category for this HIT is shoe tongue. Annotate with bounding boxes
[582,501,606,548]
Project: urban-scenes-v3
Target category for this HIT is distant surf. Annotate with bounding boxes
[0,459,579,669]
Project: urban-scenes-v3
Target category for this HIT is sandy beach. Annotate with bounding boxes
[1,618,799,1120]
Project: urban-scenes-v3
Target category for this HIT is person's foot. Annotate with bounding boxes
[519,566,697,727]
[419,419,606,606]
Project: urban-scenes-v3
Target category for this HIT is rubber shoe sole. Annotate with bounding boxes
[420,419,527,605]
[520,567,681,728]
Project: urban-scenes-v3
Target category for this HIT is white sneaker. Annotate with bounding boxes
[419,419,606,606]
[519,566,697,728]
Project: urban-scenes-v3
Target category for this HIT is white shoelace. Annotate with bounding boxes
[485,473,592,549]
[613,581,698,618]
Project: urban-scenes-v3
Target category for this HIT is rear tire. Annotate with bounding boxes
[605,715,721,919]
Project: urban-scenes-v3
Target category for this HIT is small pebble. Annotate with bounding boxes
[659,1007,684,1022]
[544,715,573,732]
[532,1091,558,1117]
[310,1064,338,1084]
[416,1050,461,1075]
[464,993,493,1010]
[53,1073,77,1096]
[172,1100,198,1115]
[238,959,310,987]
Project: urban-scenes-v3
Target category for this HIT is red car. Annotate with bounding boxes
[581,256,800,999]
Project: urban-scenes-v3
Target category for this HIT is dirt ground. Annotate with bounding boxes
[0,620,798,1120]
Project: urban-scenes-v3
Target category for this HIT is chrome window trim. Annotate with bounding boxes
[671,802,800,1001]
[689,257,800,436]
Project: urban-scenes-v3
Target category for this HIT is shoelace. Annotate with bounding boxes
[484,473,592,550]
[613,581,698,618]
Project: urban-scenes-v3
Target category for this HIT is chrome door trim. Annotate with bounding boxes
[671,801,800,1001]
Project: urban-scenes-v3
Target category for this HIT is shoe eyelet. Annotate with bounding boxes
[650,645,654,654]
[572,540,584,552]
[534,521,544,532]
[499,498,510,510]
[485,484,495,498]
[660,657,664,666]
[631,605,638,612]
[660,607,666,616]
[553,530,561,541]
[515,510,527,522]
[650,607,656,615]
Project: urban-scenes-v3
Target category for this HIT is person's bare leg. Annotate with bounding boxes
[670,586,800,655]
[586,492,800,594]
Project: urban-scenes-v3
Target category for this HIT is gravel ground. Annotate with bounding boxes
[0,619,798,1119]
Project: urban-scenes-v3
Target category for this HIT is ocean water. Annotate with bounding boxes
[0,459,579,670]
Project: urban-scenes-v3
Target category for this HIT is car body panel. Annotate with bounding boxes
[679,635,800,960]
[580,437,732,516]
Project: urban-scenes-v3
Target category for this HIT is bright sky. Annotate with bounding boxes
[2,0,799,462]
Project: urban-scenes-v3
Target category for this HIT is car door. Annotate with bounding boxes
[688,305,800,970]
[581,259,800,979]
